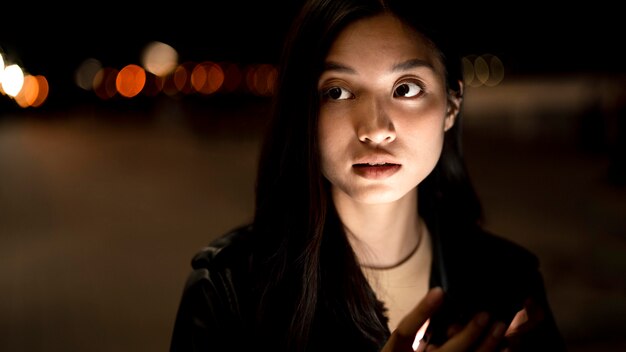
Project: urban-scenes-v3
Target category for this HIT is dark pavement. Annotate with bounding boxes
[1,74,625,351]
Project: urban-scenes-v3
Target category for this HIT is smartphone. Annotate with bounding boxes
[423,283,527,346]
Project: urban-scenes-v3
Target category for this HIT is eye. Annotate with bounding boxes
[322,86,354,101]
[393,82,423,98]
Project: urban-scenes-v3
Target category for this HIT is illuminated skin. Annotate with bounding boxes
[317,13,531,351]
[318,14,457,206]
[317,13,460,270]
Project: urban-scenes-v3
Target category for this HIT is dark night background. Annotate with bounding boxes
[1,2,625,352]
[3,2,625,88]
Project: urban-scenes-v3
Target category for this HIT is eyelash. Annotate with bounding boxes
[320,86,351,101]
[320,80,425,101]
[393,81,424,98]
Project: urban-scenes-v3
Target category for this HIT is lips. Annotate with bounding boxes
[352,162,401,179]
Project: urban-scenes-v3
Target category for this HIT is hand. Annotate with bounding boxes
[419,312,507,352]
[382,287,444,352]
[382,287,508,352]
[501,297,545,351]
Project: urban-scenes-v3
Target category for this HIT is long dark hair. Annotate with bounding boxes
[251,0,482,350]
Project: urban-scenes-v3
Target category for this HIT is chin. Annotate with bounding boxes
[351,190,406,205]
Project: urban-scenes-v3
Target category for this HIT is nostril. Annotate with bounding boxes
[357,117,396,144]
[359,131,395,144]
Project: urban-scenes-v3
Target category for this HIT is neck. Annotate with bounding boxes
[333,188,422,268]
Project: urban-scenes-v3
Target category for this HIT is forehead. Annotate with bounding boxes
[326,13,442,69]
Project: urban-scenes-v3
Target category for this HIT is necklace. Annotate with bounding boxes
[360,231,422,271]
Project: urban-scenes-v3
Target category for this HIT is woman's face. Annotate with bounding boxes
[317,13,461,205]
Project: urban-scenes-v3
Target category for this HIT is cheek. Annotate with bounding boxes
[397,109,447,144]
[395,95,448,127]
[317,116,342,170]
[398,116,447,169]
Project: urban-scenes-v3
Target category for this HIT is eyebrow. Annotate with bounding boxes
[322,58,434,74]
[392,58,434,72]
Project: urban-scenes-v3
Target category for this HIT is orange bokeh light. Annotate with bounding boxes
[191,61,224,94]
[13,74,49,108]
[116,64,146,98]
[94,67,120,100]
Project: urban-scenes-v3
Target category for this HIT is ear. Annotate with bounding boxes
[444,80,464,131]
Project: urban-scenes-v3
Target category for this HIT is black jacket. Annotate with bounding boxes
[170,224,566,351]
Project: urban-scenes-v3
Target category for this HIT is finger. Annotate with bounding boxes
[474,321,507,352]
[385,317,431,352]
[524,297,545,323]
[396,287,445,339]
[506,297,545,339]
[414,322,430,352]
[430,311,490,351]
[446,323,462,338]
[505,308,528,336]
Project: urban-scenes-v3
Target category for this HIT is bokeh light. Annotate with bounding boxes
[0,52,5,90]
[93,67,119,100]
[484,54,504,86]
[191,61,224,95]
[13,74,48,108]
[75,58,103,91]
[116,64,146,98]
[250,63,277,96]
[173,62,196,95]
[462,54,505,87]
[462,56,476,86]
[142,41,178,77]
[1,64,25,97]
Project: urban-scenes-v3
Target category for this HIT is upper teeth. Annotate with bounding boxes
[368,162,386,165]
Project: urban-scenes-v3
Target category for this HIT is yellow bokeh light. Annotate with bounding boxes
[142,41,179,77]
[2,64,25,97]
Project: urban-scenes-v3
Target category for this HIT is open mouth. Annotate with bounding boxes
[353,162,399,168]
[352,162,401,179]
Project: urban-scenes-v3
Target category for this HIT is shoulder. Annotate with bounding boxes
[470,227,539,270]
[178,224,256,310]
[190,224,255,272]
[178,224,256,321]
[438,224,539,273]
[171,225,256,351]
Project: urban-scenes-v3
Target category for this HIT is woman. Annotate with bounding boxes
[170,0,566,350]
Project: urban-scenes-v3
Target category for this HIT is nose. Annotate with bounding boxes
[357,100,396,145]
